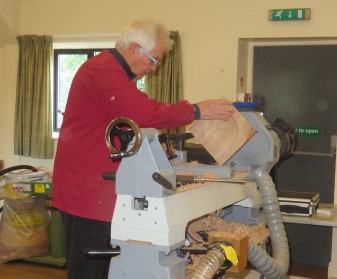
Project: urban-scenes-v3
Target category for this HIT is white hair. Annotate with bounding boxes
[116,18,173,52]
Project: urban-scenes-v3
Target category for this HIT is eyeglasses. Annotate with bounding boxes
[139,46,160,66]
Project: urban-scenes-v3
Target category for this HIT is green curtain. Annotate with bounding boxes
[14,35,54,159]
[144,31,184,133]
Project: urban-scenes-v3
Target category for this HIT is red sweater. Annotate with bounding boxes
[52,50,194,222]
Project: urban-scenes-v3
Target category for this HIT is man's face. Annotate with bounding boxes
[131,41,166,81]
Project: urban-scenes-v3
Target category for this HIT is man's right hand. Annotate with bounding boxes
[197,98,236,121]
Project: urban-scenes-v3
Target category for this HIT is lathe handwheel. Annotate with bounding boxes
[105,117,142,158]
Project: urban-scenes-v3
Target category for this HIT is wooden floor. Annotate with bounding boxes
[0,261,67,279]
[0,261,328,279]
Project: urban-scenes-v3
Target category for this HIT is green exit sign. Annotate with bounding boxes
[268,8,311,21]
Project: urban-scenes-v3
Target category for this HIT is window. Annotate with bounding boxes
[53,48,108,132]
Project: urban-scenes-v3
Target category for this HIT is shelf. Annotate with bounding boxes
[282,213,337,227]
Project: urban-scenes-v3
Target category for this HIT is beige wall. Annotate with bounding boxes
[0,0,21,45]
[1,0,337,170]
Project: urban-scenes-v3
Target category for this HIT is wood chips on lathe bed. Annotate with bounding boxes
[187,215,269,245]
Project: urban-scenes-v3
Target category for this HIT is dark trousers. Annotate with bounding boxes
[60,211,111,279]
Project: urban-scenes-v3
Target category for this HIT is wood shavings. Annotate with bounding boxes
[174,163,223,193]
[170,160,200,167]
[233,170,249,180]
[187,215,269,245]
[175,182,209,193]
[174,170,249,193]
[185,215,269,274]
[0,196,50,263]
[175,170,217,193]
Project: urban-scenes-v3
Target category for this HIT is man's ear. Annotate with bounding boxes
[129,42,139,55]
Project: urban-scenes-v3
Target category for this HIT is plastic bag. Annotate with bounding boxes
[0,194,50,263]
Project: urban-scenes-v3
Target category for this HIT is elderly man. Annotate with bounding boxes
[52,18,235,279]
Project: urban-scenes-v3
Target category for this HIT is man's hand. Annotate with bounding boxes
[197,98,236,121]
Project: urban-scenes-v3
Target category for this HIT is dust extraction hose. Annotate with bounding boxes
[186,171,289,279]
[186,249,225,279]
[247,172,289,279]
